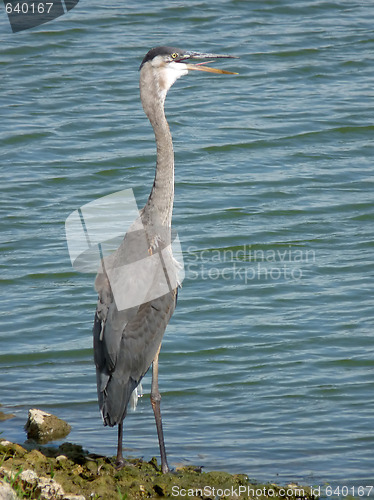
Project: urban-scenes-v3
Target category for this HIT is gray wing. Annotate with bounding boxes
[93,225,178,427]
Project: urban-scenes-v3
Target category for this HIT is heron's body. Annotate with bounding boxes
[93,46,236,473]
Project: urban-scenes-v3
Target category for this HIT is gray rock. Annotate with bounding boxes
[25,409,71,443]
[34,476,65,499]
[0,480,18,500]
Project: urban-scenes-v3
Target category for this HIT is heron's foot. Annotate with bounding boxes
[148,456,172,474]
[115,458,135,470]
[161,463,172,474]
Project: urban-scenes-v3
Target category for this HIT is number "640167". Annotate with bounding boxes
[5,2,54,14]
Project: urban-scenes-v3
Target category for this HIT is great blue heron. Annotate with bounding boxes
[93,46,237,473]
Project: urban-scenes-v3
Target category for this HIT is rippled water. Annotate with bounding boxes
[1,0,374,491]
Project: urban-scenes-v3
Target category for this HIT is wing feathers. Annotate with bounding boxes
[94,288,177,426]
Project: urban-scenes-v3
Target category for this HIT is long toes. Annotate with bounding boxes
[115,459,135,470]
[161,462,173,474]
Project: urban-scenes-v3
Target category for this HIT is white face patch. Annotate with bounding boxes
[151,57,189,96]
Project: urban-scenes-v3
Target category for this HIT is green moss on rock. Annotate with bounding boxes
[0,439,318,500]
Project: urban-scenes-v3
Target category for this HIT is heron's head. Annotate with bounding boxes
[139,46,237,101]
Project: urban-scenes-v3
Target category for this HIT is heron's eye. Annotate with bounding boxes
[171,53,179,60]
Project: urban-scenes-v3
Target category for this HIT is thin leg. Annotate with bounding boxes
[151,346,170,473]
[115,422,134,469]
[116,422,124,466]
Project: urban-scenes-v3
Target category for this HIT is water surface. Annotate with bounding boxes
[1,0,374,490]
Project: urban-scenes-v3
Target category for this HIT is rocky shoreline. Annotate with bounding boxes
[0,439,318,500]
[0,408,317,499]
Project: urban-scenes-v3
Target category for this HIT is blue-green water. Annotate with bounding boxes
[1,0,374,490]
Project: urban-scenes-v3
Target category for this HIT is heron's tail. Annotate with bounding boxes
[129,383,143,411]
[99,375,138,427]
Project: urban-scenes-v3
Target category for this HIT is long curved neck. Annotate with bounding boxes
[140,66,174,228]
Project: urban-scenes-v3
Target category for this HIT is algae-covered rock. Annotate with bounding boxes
[0,439,319,500]
[25,408,71,443]
[1,467,66,500]
[58,443,86,464]
[0,440,27,458]
[0,404,15,422]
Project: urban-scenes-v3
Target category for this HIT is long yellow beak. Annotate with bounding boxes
[185,62,238,75]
